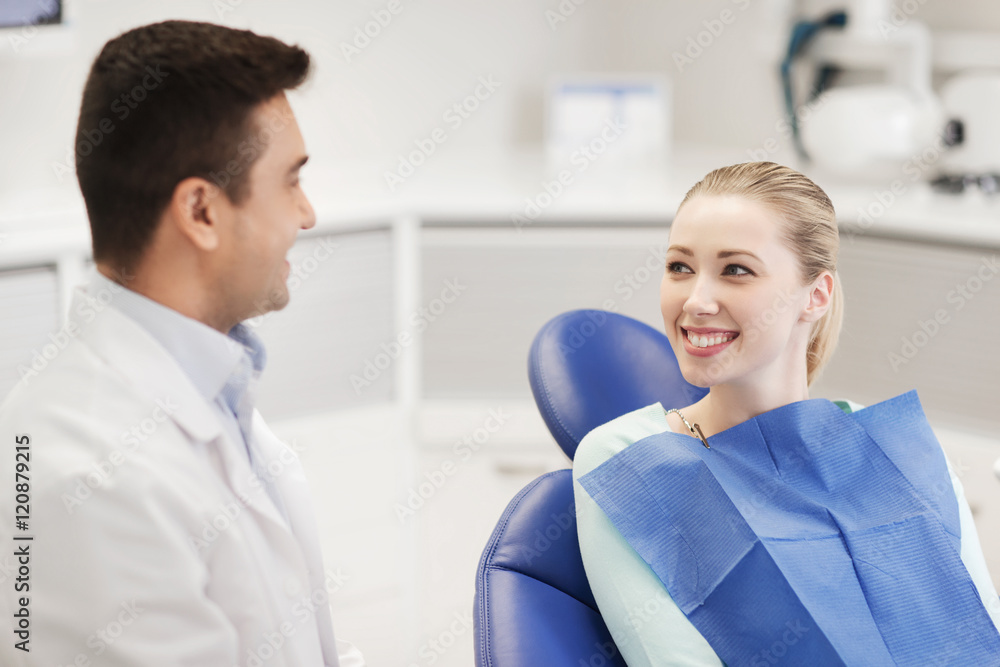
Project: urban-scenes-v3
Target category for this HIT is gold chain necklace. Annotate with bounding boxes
[664,408,711,449]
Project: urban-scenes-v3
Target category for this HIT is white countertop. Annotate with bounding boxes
[1,144,998,266]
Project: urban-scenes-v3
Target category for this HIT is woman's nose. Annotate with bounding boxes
[683,276,720,316]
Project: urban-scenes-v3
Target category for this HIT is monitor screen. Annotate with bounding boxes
[0,0,61,29]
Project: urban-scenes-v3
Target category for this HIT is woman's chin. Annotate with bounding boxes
[680,351,746,387]
[671,338,742,388]
[678,365,717,389]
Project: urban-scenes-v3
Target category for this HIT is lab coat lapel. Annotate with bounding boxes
[72,285,223,444]
[70,286,294,535]
[250,410,342,667]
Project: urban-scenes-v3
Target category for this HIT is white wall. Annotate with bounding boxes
[0,0,800,203]
[0,0,622,201]
[4,0,998,207]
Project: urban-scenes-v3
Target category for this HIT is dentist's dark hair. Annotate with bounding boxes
[679,161,842,386]
[75,20,310,273]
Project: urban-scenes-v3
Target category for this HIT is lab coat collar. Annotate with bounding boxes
[70,284,225,443]
[68,285,292,532]
[86,267,260,405]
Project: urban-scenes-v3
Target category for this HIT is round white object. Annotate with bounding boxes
[801,85,943,180]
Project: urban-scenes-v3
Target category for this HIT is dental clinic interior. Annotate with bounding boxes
[3,0,1000,664]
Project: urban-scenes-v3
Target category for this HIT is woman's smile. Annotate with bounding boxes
[680,326,740,357]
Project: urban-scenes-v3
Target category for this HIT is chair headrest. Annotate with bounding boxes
[528,309,708,460]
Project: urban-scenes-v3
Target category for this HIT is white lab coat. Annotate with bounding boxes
[0,286,364,667]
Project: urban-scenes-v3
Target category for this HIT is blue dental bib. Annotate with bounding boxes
[578,391,1000,666]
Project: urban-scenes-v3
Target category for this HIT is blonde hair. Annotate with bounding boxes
[678,161,842,386]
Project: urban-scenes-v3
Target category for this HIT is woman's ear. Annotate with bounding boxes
[801,271,834,323]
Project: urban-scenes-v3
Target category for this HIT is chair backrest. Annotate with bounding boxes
[474,310,705,666]
[528,309,707,460]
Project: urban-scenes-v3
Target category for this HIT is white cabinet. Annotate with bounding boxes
[420,225,671,399]
[812,235,1000,432]
[0,265,60,399]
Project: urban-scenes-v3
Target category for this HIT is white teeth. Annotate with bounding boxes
[686,330,736,348]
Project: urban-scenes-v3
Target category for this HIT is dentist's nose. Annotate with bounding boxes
[683,275,720,317]
[299,189,316,231]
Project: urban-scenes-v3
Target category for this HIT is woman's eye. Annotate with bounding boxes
[723,264,753,276]
[667,261,693,274]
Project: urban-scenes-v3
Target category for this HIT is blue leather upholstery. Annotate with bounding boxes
[528,309,707,459]
[474,310,706,666]
[474,470,625,666]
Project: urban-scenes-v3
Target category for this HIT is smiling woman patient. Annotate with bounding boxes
[572,162,1000,666]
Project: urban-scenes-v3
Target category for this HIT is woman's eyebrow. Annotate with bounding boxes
[718,249,762,262]
[667,245,762,262]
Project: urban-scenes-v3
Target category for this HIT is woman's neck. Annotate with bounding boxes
[695,380,809,436]
[677,350,812,437]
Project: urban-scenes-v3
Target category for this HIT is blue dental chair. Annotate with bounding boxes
[473,310,708,666]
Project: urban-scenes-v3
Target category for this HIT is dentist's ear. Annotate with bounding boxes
[800,271,834,323]
[169,177,225,252]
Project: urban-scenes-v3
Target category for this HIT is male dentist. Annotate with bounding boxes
[0,20,364,666]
